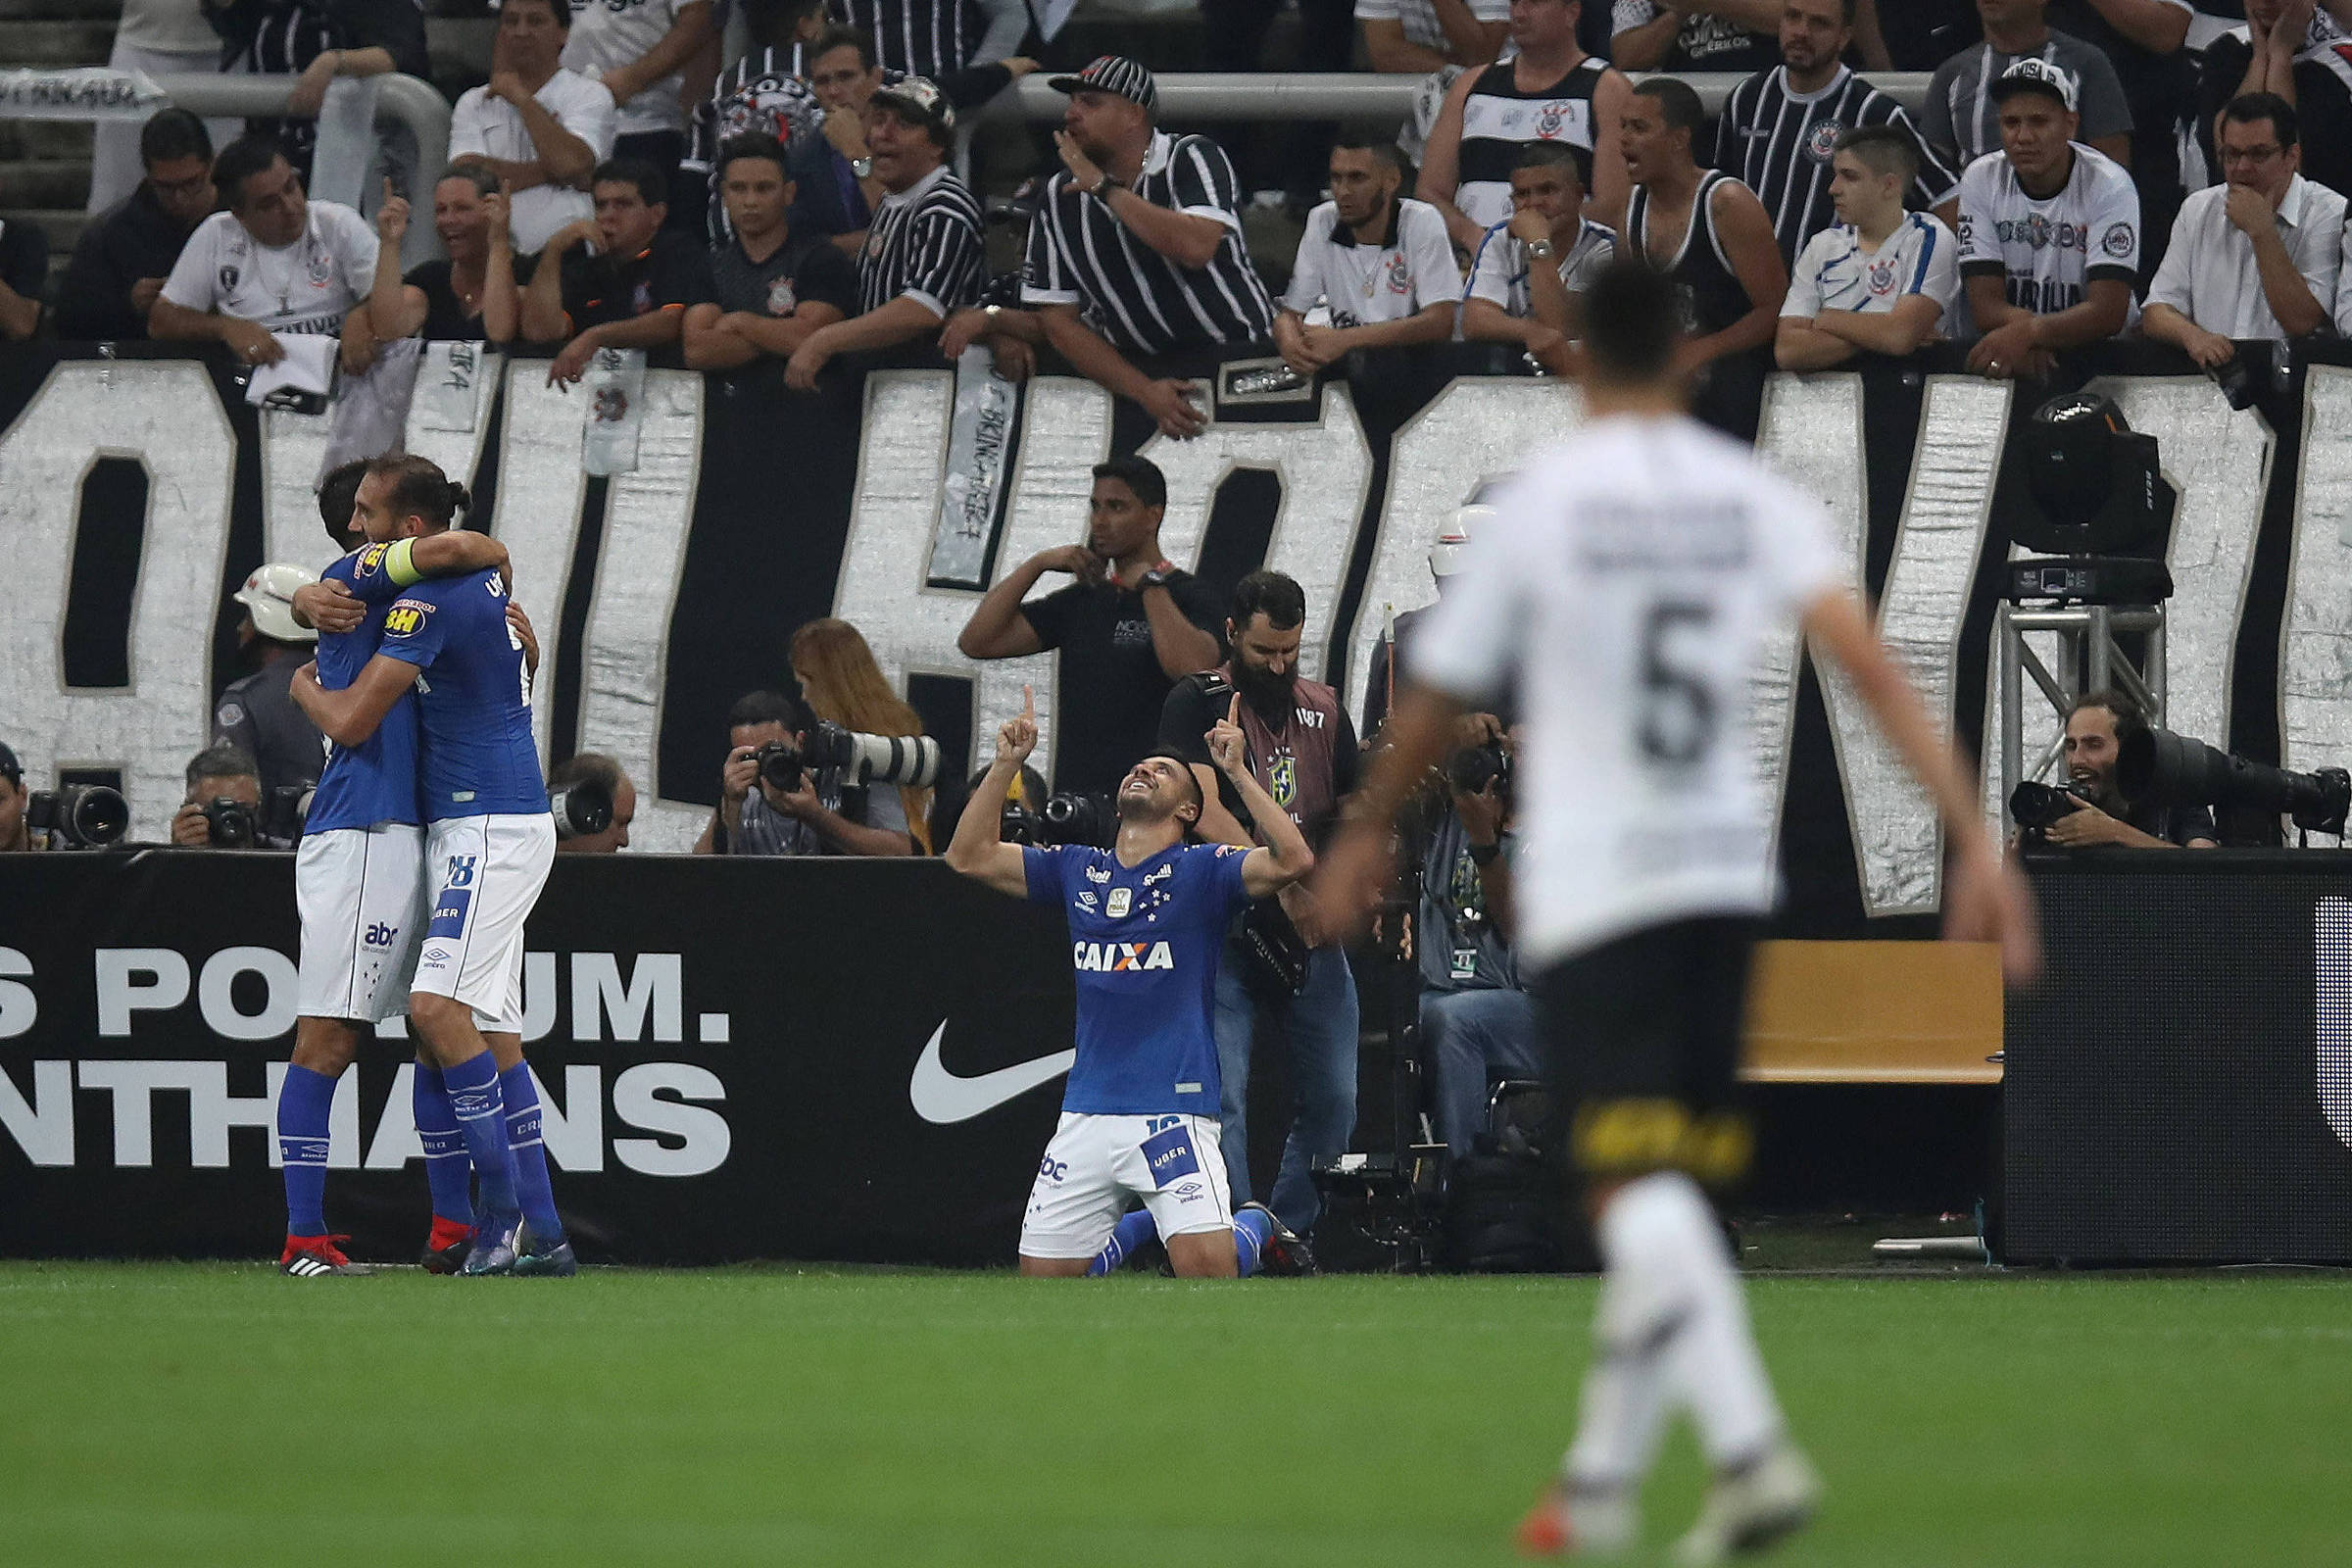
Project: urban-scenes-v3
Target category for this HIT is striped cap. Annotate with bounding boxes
[1049,55,1158,114]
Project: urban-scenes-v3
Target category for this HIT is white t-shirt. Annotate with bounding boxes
[1354,0,1509,56]
[563,0,704,138]
[159,203,378,337]
[1783,212,1962,338]
[1955,144,2140,319]
[2146,176,2344,343]
[1412,413,1843,963]
[1282,197,1463,325]
[1466,217,1616,318]
[450,70,618,254]
[120,0,219,55]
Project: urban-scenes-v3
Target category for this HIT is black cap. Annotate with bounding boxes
[1048,55,1159,115]
[868,75,955,142]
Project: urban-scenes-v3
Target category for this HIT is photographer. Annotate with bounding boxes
[1157,569,1361,1238]
[1414,714,1543,1154]
[692,688,917,857]
[0,742,35,853]
[550,753,635,855]
[2038,691,2219,850]
[791,617,932,854]
[169,743,267,849]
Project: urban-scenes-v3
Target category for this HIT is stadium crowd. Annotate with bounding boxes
[3,0,2339,1197]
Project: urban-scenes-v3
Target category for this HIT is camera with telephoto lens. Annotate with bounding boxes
[800,720,944,789]
[1039,792,1115,848]
[2119,727,2350,838]
[203,797,258,848]
[549,776,613,840]
[25,783,129,849]
[2008,779,2089,835]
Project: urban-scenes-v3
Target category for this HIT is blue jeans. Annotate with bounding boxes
[1214,942,1358,1236]
[1422,986,1543,1153]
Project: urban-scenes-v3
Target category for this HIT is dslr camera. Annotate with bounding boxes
[1448,739,1511,799]
[759,721,944,796]
[26,783,129,849]
[202,796,259,849]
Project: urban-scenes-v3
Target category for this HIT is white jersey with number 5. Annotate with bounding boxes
[1414,413,1842,963]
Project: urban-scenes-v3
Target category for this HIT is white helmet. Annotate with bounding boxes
[235,561,321,645]
[1430,503,1493,579]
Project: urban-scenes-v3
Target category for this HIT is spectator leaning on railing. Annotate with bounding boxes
[150,135,377,368]
[356,165,520,347]
[57,110,218,343]
[1460,142,1617,369]
[1019,57,1275,443]
[2141,93,2341,365]
[522,158,714,387]
[1776,125,1963,370]
[681,135,859,371]
[783,78,985,390]
[1275,137,1464,379]
[1957,59,2140,382]
[448,0,615,258]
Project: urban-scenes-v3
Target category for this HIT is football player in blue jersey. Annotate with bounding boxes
[948,687,1319,1278]
[272,479,511,1279]
[292,454,566,1278]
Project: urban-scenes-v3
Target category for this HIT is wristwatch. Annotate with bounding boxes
[852,156,874,178]
[1091,174,1123,199]
[1526,238,1556,260]
[1136,564,1174,592]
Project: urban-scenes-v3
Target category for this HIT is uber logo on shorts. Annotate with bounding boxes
[427,890,471,938]
[1140,1123,1200,1187]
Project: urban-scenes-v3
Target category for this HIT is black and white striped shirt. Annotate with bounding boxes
[830,0,983,82]
[1021,129,1274,357]
[1710,66,1961,267]
[857,163,986,317]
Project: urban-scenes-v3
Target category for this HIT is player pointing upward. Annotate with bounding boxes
[1318,259,2038,1560]
[948,687,1316,1278]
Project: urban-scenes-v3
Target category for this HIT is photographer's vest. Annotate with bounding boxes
[1221,662,1345,841]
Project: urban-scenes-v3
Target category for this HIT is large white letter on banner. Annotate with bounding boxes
[0,362,234,837]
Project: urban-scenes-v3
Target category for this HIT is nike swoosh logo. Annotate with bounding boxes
[907,1022,1074,1125]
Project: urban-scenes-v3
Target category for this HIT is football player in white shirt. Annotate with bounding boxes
[1462,142,1618,371]
[151,135,378,368]
[1955,58,2139,382]
[1275,138,1463,377]
[1776,124,1962,371]
[1316,260,2038,1562]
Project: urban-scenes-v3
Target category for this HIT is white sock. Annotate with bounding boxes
[1560,1176,1685,1493]
[1645,1171,1784,1470]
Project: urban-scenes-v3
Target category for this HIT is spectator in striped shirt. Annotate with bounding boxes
[1461,142,1618,369]
[828,0,1031,84]
[1775,124,1962,370]
[1021,56,1276,441]
[785,77,986,389]
[1710,0,1961,266]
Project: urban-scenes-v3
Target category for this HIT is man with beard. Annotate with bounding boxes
[1157,571,1364,1241]
[2039,691,2219,849]
[947,687,1317,1278]
[957,455,1224,800]
[1275,138,1461,378]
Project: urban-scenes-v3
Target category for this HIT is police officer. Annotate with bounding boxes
[216,562,325,803]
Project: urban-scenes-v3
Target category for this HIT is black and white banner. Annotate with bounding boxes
[6,339,2352,936]
[0,852,1077,1264]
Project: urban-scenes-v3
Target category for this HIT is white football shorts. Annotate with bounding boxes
[412,812,554,1032]
[296,824,427,1023]
[1019,1111,1235,1259]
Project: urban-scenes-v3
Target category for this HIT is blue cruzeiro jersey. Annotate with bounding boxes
[374,566,548,820]
[302,545,424,833]
[1023,840,1255,1116]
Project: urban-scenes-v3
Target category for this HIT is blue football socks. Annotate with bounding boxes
[500,1062,564,1244]
[277,1064,336,1236]
[441,1051,517,1218]
[411,1062,473,1226]
[1087,1208,1160,1276]
[1233,1205,1273,1279]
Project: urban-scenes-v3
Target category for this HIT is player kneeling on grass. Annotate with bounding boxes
[948,688,1316,1278]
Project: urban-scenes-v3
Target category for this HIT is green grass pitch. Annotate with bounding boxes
[2,1264,2345,1566]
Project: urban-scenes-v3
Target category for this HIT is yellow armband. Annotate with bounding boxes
[385,536,422,587]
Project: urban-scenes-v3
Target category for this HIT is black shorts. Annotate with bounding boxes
[1534,914,1762,1190]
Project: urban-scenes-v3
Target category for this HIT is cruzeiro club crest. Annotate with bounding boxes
[1269,753,1298,809]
